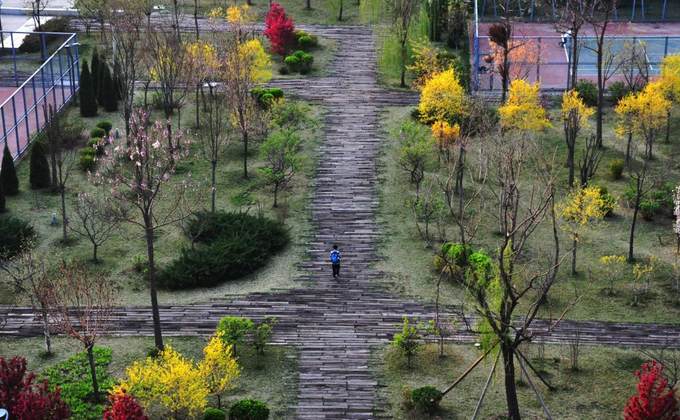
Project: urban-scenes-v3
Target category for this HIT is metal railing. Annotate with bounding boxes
[0,30,80,161]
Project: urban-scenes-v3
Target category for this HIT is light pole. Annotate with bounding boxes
[0,0,4,50]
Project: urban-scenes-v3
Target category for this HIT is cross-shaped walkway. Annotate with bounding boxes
[3,25,680,419]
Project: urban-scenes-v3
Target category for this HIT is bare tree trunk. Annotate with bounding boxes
[41,308,51,354]
[144,217,164,351]
[60,186,68,242]
[338,0,344,21]
[211,160,217,213]
[502,343,521,420]
[243,130,249,179]
[400,40,407,87]
[628,189,641,262]
[571,237,577,275]
[87,344,101,401]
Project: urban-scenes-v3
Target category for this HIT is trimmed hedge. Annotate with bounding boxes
[411,386,442,415]
[0,216,35,259]
[96,121,113,134]
[18,18,70,53]
[204,407,227,420]
[229,399,269,420]
[158,211,289,289]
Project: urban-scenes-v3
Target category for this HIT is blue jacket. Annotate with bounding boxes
[330,250,341,264]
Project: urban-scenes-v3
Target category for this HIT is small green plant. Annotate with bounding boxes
[90,127,106,138]
[217,316,254,352]
[392,317,421,369]
[575,79,598,107]
[252,317,277,355]
[609,159,624,180]
[79,147,96,172]
[411,386,443,415]
[204,407,227,420]
[229,399,269,420]
[295,30,319,50]
[608,81,632,105]
[96,120,113,134]
[640,199,660,221]
[284,50,314,74]
[131,254,147,273]
[87,138,105,156]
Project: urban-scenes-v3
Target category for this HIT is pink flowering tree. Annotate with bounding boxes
[94,108,192,351]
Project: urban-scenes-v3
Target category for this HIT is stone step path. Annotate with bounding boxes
[6,22,680,419]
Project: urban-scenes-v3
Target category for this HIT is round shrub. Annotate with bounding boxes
[441,242,471,267]
[79,148,96,172]
[608,81,632,105]
[158,211,289,289]
[96,120,113,134]
[574,79,598,107]
[609,159,624,180]
[278,66,289,75]
[90,127,106,138]
[229,399,269,420]
[204,407,226,420]
[640,199,660,221]
[593,186,617,217]
[284,54,300,72]
[87,138,105,156]
[411,386,442,415]
[295,30,319,50]
[0,216,36,259]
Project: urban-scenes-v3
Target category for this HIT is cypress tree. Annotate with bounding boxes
[79,60,98,117]
[91,48,101,100]
[100,63,118,112]
[0,178,5,213]
[29,140,51,189]
[0,143,19,196]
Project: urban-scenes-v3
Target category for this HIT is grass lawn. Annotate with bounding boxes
[0,91,323,307]
[374,342,642,419]
[377,104,680,323]
[0,336,298,417]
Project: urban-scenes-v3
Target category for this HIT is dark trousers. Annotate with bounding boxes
[332,263,340,277]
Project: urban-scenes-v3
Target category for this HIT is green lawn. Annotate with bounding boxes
[374,342,642,419]
[377,104,680,323]
[0,92,322,307]
[0,336,298,417]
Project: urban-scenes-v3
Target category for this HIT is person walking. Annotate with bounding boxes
[330,244,341,278]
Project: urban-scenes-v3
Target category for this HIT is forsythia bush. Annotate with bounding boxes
[115,338,240,419]
[498,79,550,133]
[417,69,467,124]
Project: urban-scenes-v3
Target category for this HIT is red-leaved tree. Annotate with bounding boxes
[0,357,70,420]
[264,3,295,56]
[103,389,148,420]
[624,361,680,420]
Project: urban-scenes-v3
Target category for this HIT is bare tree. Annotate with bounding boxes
[554,0,587,90]
[582,0,618,147]
[69,192,125,263]
[388,0,421,87]
[0,246,55,355]
[43,105,79,243]
[74,0,108,37]
[641,346,680,389]
[578,135,602,186]
[26,0,49,32]
[108,0,146,139]
[199,85,230,213]
[49,262,115,402]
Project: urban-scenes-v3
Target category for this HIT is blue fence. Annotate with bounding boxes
[472,34,680,91]
[0,30,80,161]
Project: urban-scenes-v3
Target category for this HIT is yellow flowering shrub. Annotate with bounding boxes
[661,54,680,100]
[417,69,467,124]
[498,79,550,133]
[615,83,671,139]
[561,89,594,128]
[431,120,461,149]
[198,333,240,405]
[238,39,272,84]
[114,346,209,419]
[560,186,606,227]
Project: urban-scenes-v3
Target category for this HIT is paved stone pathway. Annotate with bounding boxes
[3,24,680,419]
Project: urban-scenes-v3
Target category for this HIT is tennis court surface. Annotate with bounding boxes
[473,22,680,91]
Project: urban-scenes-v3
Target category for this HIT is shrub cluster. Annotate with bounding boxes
[18,18,70,53]
[410,386,443,415]
[574,79,598,107]
[79,120,111,171]
[608,81,635,105]
[294,30,319,50]
[609,159,624,180]
[43,347,115,420]
[284,50,314,74]
[216,316,277,354]
[251,87,284,109]
[625,181,675,221]
[158,211,289,289]
[0,216,35,259]
[229,399,270,420]
[203,407,226,420]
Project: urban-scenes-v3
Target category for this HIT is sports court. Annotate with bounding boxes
[0,29,79,162]
[472,21,680,91]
